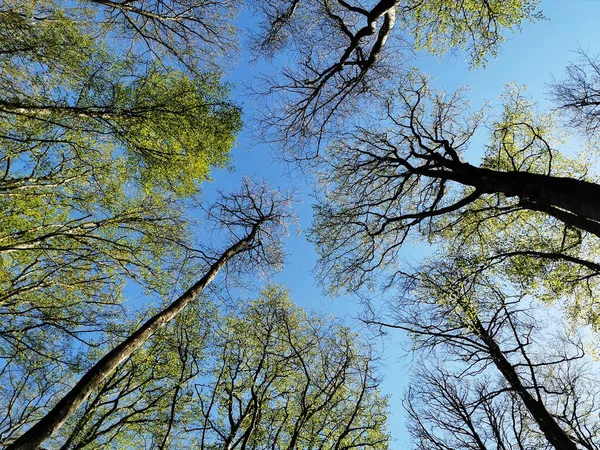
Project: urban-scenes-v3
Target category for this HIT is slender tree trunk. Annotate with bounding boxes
[6,224,260,450]
[469,313,578,450]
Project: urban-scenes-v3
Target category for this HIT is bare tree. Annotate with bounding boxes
[250,0,541,157]
[404,335,600,450]
[552,50,600,137]
[405,367,534,450]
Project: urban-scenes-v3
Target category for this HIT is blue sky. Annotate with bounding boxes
[201,1,600,446]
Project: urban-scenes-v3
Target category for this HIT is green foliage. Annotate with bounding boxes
[48,286,389,449]
[0,0,241,441]
[50,301,216,449]
[115,70,242,195]
[408,0,542,66]
[482,84,567,174]
[0,0,241,324]
[435,86,600,327]
[0,0,242,193]
[201,286,389,448]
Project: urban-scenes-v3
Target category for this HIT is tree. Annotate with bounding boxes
[0,0,242,328]
[368,255,600,449]
[191,285,389,449]
[250,0,541,156]
[0,1,242,193]
[4,180,293,450]
[552,50,600,137]
[310,73,600,299]
[49,302,213,450]
[0,0,240,75]
[248,3,600,448]
[4,285,390,449]
[0,1,242,440]
[299,40,600,448]
[405,359,600,450]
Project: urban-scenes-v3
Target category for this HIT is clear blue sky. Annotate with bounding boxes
[201,1,600,446]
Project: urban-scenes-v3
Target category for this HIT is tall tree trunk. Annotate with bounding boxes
[6,223,260,450]
[468,309,578,450]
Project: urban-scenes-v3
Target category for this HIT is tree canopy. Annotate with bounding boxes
[0,1,394,448]
[310,72,600,324]
[0,0,242,447]
[251,0,541,156]
[6,0,600,449]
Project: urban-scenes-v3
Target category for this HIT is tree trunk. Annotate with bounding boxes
[5,224,259,450]
[449,161,600,237]
[471,317,578,450]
